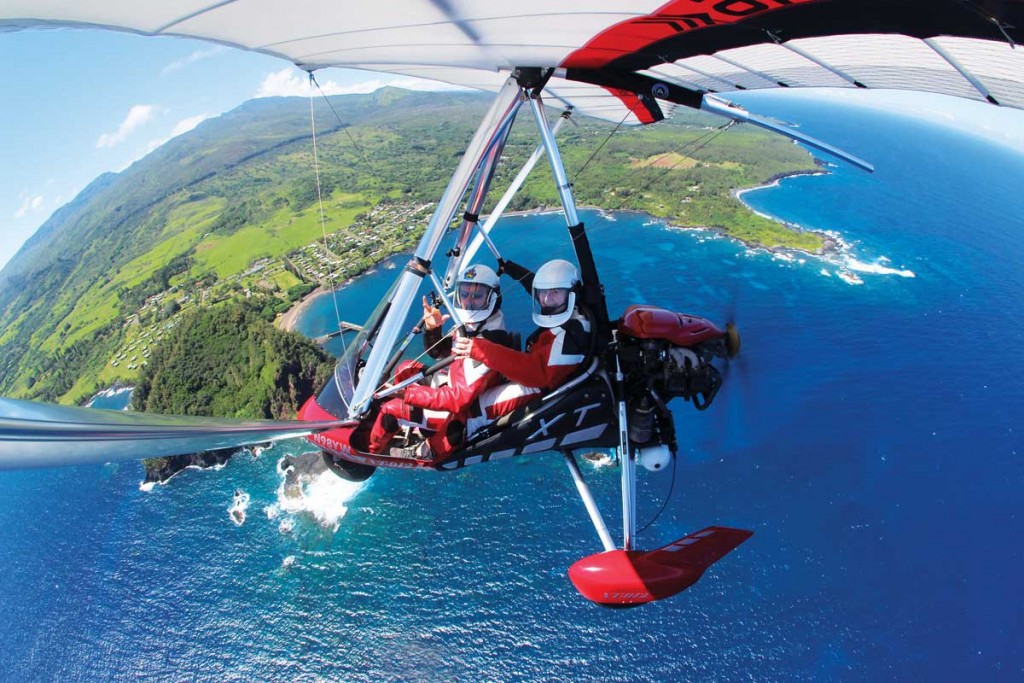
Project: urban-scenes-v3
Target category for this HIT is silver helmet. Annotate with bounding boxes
[453,263,500,326]
[532,259,579,327]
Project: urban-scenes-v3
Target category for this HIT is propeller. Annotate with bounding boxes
[724,321,741,360]
[0,397,348,471]
[712,293,750,451]
[719,285,745,366]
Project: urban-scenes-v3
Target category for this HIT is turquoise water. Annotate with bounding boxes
[1,98,1023,681]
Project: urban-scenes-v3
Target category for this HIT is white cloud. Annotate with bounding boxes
[14,193,43,219]
[254,68,469,99]
[255,69,323,98]
[170,113,212,137]
[97,105,157,148]
[145,138,167,155]
[143,112,215,154]
[161,46,227,76]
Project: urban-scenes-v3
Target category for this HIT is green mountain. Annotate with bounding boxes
[0,88,818,406]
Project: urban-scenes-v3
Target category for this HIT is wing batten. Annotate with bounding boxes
[711,52,790,88]
[926,38,1000,106]
[599,1,1024,73]
[155,0,238,34]
[776,39,865,88]
[929,35,1024,108]
[4,1,1024,120]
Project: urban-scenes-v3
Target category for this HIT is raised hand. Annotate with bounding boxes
[422,295,450,331]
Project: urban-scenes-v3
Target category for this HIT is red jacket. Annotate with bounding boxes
[402,312,513,414]
[469,311,591,391]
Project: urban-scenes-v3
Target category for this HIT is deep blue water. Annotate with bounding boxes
[1,97,1023,681]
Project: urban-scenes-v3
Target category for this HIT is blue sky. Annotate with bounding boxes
[2,26,1024,271]
[0,28,446,270]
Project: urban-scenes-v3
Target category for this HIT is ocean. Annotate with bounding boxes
[1,96,1022,681]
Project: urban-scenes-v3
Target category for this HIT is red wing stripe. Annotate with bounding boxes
[561,0,817,70]
[604,87,657,124]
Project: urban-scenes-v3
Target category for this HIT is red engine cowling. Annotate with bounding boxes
[618,305,725,347]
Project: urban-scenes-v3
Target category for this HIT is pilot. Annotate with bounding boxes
[366,263,515,458]
[454,258,591,429]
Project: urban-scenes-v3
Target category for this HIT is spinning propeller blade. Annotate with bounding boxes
[0,398,347,471]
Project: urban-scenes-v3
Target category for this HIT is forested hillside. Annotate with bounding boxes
[133,302,333,419]
[0,88,817,406]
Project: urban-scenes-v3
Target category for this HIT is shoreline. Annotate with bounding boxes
[726,169,841,257]
[731,169,828,203]
[275,172,838,332]
[276,284,328,333]
[276,253,408,334]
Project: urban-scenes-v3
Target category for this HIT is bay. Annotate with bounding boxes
[1,97,1022,681]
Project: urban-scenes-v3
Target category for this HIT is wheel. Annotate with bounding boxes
[321,450,377,482]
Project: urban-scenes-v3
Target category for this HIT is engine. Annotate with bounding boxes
[616,305,737,455]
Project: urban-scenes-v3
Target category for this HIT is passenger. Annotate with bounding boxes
[454,258,591,431]
[367,264,515,459]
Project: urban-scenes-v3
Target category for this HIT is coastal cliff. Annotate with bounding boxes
[142,450,236,486]
[136,301,334,483]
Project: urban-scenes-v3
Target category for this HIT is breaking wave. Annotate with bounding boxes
[268,452,365,532]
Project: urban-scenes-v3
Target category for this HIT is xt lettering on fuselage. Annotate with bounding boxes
[527,402,602,441]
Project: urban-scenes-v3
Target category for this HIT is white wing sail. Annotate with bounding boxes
[3,1,1024,121]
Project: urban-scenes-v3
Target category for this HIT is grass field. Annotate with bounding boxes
[191,191,374,277]
[631,152,698,169]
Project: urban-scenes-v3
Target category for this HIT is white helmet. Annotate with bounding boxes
[532,259,579,328]
[453,263,500,326]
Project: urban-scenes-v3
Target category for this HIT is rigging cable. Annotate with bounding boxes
[571,111,631,185]
[636,455,677,536]
[646,120,735,190]
[605,118,731,537]
[308,76,344,330]
[573,116,735,208]
[309,72,384,187]
[307,75,351,410]
[571,118,735,247]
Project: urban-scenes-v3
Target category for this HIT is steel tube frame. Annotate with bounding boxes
[443,119,515,288]
[462,109,571,266]
[564,453,616,552]
[429,271,464,330]
[701,94,873,172]
[531,94,637,550]
[476,224,502,261]
[528,96,580,228]
[613,332,636,550]
[347,79,523,417]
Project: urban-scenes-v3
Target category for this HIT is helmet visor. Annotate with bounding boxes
[533,287,570,317]
[456,282,495,311]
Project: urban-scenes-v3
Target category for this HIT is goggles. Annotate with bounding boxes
[456,282,495,311]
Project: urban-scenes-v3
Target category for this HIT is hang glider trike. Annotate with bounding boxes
[2,0,1023,606]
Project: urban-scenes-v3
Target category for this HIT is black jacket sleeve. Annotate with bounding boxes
[423,325,452,359]
[500,259,534,294]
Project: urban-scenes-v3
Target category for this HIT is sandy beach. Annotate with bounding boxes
[276,285,327,332]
